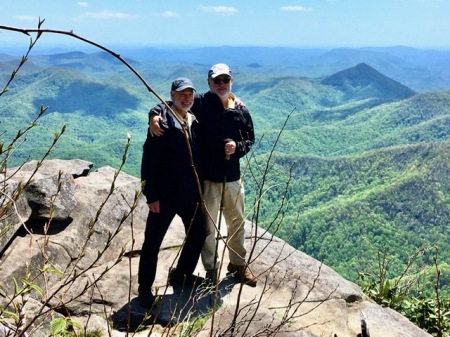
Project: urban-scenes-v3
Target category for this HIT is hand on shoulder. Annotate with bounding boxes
[150,115,164,137]
[235,96,246,108]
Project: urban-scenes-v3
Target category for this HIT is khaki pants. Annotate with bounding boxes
[201,179,247,270]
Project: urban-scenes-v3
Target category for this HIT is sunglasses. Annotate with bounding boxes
[212,77,231,84]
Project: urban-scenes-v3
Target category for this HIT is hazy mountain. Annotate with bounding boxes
[321,62,416,102]
[5,45,449,92]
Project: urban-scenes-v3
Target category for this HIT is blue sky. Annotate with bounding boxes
[1,0,449,49]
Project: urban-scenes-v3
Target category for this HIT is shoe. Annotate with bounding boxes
[205,268,219,286]
[169,267,205,288]
[227,263,257,287]
[138,285,155,309]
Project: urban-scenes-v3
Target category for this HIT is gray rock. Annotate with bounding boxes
[0,321,29,337]
[0,181,31,254]
[0,159,433,337]
[0,159,93,253]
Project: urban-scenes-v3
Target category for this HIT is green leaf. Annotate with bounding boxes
[22,278,44,296]
[50,317,67,336]
[1,309,20,321]
[41,264,64,275]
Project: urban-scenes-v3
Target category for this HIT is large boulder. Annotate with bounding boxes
[0,159,92,253]
[0,159,432,337]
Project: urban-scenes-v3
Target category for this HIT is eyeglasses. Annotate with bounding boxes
[212,77,231,84]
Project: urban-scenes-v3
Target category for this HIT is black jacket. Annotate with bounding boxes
[192,91,254,183]
[141,102,202,205]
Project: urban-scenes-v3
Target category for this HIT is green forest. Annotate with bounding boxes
[1,47,450,295]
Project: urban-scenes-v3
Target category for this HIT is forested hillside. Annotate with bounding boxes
[246,141,450,281]
[1,47,449,288]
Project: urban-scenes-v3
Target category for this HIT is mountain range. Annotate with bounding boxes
[1,46,449,287]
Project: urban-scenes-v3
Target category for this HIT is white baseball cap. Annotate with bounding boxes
[208,63,231,78]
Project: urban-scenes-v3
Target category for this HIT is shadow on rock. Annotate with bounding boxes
[110,276,238,332]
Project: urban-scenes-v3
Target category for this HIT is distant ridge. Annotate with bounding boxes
[321,62,416,102]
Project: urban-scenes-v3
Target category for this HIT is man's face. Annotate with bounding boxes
[171,88,194,112]
[208,75,233,98]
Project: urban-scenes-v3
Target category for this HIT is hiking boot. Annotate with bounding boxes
[169,267,205,288]
[137,285,155,309]
[227,263,257,287]
[205,268,219,286]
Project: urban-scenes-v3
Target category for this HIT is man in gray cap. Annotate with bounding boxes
[138,77,207,309]
[150,65,257,288]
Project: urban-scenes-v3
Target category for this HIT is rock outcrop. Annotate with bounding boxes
[0,159,431,337]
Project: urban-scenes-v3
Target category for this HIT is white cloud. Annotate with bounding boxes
[77,2,88,7]
[199,6,238,15]
[83,10,138,19]
[280,6,313,12]
[162,11,180,17]
[14,15,39,21]
[152,11,180,18]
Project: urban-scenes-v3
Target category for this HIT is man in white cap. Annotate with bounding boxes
[150,64,256,287]
[138,77,208,309]
[194,63,256,287]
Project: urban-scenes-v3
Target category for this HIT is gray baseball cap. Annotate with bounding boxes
[171,77,196,92]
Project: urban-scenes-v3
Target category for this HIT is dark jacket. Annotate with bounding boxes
[192,91,254,183]
[141,102,202,205]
